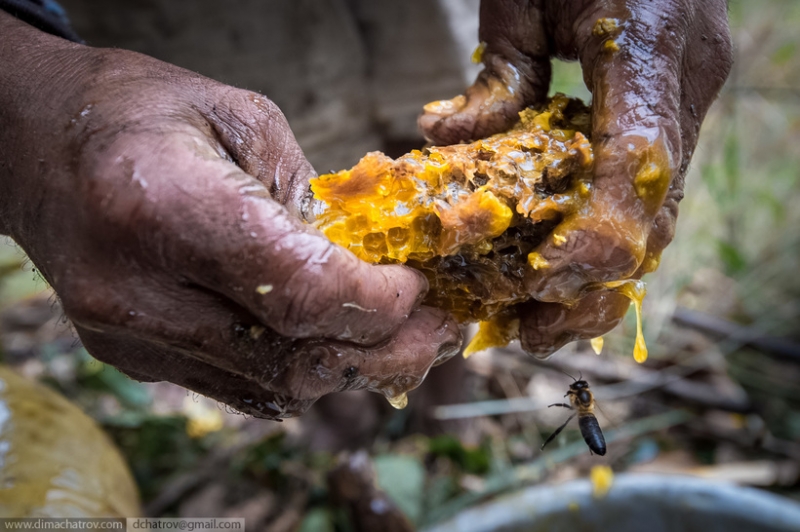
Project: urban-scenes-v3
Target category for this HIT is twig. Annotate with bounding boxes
[0,260,24,280]
[433,350,751,420]
[145,422,280,515]
[267,489,310,532]
[673,306,800,363]
[540,352,753,413]
[328,451,415,532]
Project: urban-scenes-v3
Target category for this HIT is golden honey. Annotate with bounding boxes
[311,95,591,318]
[310,95,648,359]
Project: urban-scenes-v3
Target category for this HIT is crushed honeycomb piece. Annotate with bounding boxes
[462,311,519,359]
[310,94,599,350]
[471,41,487,64]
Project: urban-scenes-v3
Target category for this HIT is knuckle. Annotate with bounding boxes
[518,304,572,358]
[648,206,677,250]
[714,30,734,83]
[275,243,349,336]
[71,133,159,233]
[272,344,351,400]
[223,88,288,139]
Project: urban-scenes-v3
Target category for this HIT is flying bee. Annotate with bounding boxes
[541,376,606,456]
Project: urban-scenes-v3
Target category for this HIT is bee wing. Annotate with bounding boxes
[592,401,620,432]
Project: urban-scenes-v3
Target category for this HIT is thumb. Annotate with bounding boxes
[199,88,317,219]
[419,0,552,145]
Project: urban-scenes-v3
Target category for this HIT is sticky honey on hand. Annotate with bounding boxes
[310,95,647,357]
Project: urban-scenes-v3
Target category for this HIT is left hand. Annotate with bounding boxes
[0,13,462,418]
[419,0,732,356]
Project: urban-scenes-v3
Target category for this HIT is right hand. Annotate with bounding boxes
[0,13,462,418]
[419,0,732,357]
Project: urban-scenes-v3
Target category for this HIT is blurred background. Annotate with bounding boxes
[1,0,798,529]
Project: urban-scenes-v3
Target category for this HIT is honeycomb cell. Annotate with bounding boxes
[310,95,595,349]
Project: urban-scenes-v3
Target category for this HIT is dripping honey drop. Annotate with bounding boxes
[590,336,604,355]
[603,279,648,363]
[386,392,409,410]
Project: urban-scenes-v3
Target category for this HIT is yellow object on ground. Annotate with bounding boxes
[590,465,614,498]
[0,366,141,517]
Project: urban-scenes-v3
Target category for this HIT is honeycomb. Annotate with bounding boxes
[309,95,644,356]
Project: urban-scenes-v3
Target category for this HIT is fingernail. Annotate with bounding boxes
[435,341,461,365]
[409,268,430,306]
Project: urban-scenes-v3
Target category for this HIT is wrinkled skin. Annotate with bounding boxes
[419,0,733,357]
[0,12,461,419]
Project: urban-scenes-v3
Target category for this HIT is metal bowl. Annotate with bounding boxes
[423,474,800,532]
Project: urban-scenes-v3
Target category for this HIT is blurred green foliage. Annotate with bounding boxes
[105,416,206,502]
[232,432,299,489]
[297,507,336,532]
[76,348,153,408]
[374,454,426,524]
[0,238,43,308]
[428,435,491,475]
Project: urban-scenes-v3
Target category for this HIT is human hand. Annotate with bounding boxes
[419,0,732,356]
[0,13,461,418]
